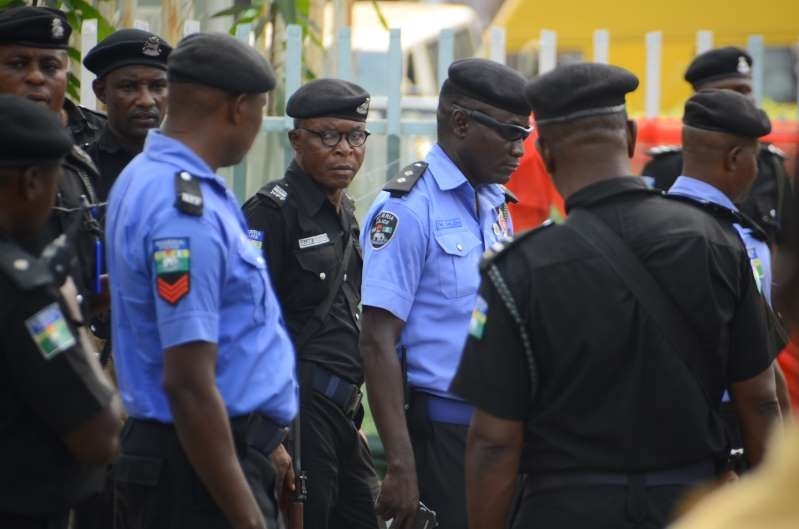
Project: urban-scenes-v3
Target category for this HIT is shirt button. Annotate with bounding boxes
[355,313,360,320]
[456,243,463,251]
[343,273,348,281]
[319,272,326,280]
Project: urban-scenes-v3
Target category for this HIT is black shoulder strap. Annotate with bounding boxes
[564,208,719,412]
[174,171,203,216]
[384,161,427,197]
[0,242,52,291]
[499,185,518,204]
[293,231,357,351]
[257,181,289,208]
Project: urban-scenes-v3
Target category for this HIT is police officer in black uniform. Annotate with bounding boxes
[242,78,381,529]
[0,94,121,529]
[83,28,171,200]
[452,63,781,529]
[0,6,105,315]
[64,97,107,147]
[641,47,792,243]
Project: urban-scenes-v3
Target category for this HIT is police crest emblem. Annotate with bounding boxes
[370,210,398,250]
[142,35,162,57]
[737,56,751,75]
[357,98,370,116]
[51,17,65,40]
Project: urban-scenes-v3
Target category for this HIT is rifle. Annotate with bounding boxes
[287,416,307,529]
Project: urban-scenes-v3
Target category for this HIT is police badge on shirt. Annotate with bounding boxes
[370,211,399,250]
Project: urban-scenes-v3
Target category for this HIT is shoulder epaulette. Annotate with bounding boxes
[80,105,107,121]
[0,241,53,291]
[384,161,427,197]
[174,171,204,216]
[499,185,518,204]
[480,220,555,272]
[765,143,786,159]
[257,180,289,208]
[736,211,769,242]
[664,194,740,224]
[646,145,682,157]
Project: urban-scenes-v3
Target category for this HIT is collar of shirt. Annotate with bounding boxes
[426,143,506,208]
[285,160,329,216]
[668,175,738,213]
[143,130,225,189]
[565,176,654,212]
[96,125,126,155]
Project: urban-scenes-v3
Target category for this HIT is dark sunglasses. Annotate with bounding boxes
[452,104,532,142]
[299,128,370,148]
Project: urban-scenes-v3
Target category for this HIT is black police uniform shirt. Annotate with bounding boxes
[451,177,772,474]
[64,98,107,147]
[84,125,137,202]
[0,240,114,515]
[242,161,363,384]
[641,144,790,242]
[34,146,102,305]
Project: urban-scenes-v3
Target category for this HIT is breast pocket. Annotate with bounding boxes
[295,243,337,305]
[434,230,482,299]
[237,240,268,322]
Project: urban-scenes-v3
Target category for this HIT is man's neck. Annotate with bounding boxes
[109,126,145,155]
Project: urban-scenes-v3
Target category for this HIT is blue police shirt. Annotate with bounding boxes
[106,130,298,424]
[361,144,513,398]
[669,176,772,306]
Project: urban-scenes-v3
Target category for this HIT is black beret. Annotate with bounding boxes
[683,89,771,138]
[525,63,639,126]
[685,47,752,89]
[0,94,73,167]
[168,32,275,94]
[286,79,370,122]
[443,58,530,116]
[84,29,171,78]
[0,7,70,49]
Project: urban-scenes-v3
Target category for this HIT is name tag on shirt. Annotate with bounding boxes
[298,233,330,249]
[435,218,463,230]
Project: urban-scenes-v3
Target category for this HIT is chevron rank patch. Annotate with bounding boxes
[154,238,190,305]
[26,303,76,359]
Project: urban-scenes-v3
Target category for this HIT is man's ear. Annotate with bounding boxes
[626,119,638,159]
[228,93,248,125]
[288,128,302,152]
[19,166,42,202]
[724,145,742,173]
[450,107,470,139]
[92,78,106,104]
[537,136,555,175]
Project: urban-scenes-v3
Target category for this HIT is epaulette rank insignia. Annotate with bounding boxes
[499,185,518,204]
[384,161,428,197]
[646,145,682,157]
[174,171,203,216]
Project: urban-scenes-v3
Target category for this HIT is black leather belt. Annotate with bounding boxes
[524,461,715,495]
[306,363,362,417]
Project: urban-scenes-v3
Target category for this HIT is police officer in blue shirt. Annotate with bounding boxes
[359,58,531,529]
[105,33,298,529]
[667,88,791,465]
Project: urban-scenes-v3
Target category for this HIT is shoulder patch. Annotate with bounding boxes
[480,220,555,272]
[174,171,203,216]
[384,161,428,197]
[646,145,682,157]
[0,241,52,291]
[257,181,289,208]
[153,237,191,305]
[248,229,265,250]
[765,143,786,159]
[25,302,76,360]
[499,185,518,204]
[369,210,399,250]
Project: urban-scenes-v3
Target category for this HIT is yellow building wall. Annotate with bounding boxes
[492,0,799,115]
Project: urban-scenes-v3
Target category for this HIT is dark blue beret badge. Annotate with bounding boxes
[370,210,398,250]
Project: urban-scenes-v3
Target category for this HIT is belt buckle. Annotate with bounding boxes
[346,388,363,417]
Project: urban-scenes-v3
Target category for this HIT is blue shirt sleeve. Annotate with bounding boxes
[147,213,226,349]
[361,199,428,321]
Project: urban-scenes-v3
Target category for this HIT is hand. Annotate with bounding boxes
[270,444,295,506]
[718,469,739,484]
[375,463,419,529]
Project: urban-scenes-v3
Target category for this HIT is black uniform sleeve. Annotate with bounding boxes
[242,197,287,284]
[451,265,532,421]
[726,249,773,383]
[4,287,113,436]
[641,152,682,191]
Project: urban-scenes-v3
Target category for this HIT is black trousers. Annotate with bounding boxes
[513,484,687,529]
[0,512,68,529]
[300,391,381,529]
[407,393,469,529]
[113,417,279,529]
